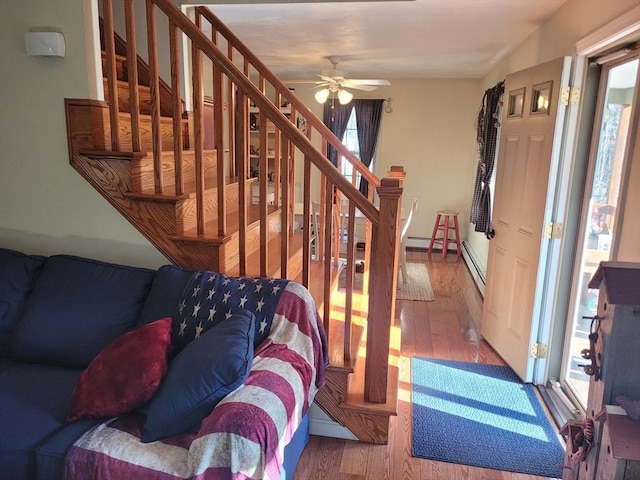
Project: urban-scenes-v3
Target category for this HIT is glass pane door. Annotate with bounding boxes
[561,56,638,408]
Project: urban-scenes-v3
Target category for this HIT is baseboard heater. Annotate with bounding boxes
[461,240,485,296]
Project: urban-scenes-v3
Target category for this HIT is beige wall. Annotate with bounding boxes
[0,0,168,268]
[466,0,640,274]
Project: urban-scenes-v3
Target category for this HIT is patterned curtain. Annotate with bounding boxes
[470,81,504,239]
[323,102,353,166]
[354,99,384,197]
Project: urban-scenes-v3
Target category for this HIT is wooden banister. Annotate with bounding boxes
[97,0,405,411]
[366,176,402,403]
[192,6,381,201]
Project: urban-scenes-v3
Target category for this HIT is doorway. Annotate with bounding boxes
[560,50,639,410]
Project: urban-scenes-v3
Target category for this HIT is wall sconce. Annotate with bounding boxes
[25,31,66,57]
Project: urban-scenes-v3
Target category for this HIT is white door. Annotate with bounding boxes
[481,57,572,381]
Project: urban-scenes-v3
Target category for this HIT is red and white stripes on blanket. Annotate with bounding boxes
[65,281,328,480]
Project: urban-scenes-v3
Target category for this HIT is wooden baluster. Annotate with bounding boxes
[191,14,205,233]
[102,0,120,151]
[124,0,140,153]
[168,18,184,195]
[227,43,236,180]
[273,91,281,210]
[322,178,333,334]
[258,76,268,277]
[236,56,250,274]
[280,132,290,279]
[236,90,249,276]
[146,0,164,193]
[344,198,356,361]
[213,64,226,237]
[363,187,374,293]
[302,152,312,288]
[319,139,327,263]
[365,177,402,404]
[288,107,299,238]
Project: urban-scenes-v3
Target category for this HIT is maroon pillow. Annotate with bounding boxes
[67,317,172,423]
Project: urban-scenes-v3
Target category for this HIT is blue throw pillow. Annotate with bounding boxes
[141,309,255,442]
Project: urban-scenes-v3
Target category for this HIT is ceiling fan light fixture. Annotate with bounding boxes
[314,88,330,104]
[338,89,353,105]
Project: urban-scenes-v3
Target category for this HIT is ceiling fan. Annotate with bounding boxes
[296,56,390,104]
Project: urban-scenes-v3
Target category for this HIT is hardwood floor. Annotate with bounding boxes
[294,251,559,480]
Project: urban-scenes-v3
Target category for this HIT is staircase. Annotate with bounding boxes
[64,0,403,444]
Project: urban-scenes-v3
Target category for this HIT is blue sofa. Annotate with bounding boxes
[0,248,319,480]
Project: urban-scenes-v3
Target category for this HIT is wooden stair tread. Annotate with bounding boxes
[101,50,127,62]
[227,231,304,278]
[104,79,173,117]
[126,177,234,200]
[79,149,147,160]
[169,203,280,244]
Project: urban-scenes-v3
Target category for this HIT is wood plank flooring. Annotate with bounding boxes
[294,251,560,480]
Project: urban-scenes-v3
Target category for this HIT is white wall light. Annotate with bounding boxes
[25,31,66,57]
[314,88,330,104]
[337,89,353,105]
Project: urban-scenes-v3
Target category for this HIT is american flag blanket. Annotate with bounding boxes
[64,276,328,480]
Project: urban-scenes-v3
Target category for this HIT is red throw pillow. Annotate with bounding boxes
[66,317,172,423]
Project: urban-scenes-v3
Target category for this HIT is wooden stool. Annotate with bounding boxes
[428,210,461,258]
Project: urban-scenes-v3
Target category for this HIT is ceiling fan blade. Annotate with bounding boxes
[341,83,377,92]
[285,80,326,84]
[344,79,391,86]
[317,74,335,82]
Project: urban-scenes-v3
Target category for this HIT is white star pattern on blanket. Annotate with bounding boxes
[171,271,290,356]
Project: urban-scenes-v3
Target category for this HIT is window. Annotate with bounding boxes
[340,109,362,183]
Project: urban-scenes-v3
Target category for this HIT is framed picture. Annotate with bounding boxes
[297,116,308,135]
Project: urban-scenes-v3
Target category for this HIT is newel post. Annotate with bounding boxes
[365,173,403,404]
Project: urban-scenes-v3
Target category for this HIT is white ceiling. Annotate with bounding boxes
[192,0,568,81]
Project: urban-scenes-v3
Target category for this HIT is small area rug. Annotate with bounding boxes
[340,261,434,301]
[397,262,434,301]
[411,358,564,478]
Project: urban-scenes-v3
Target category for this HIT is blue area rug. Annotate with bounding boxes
[411,358,564,478]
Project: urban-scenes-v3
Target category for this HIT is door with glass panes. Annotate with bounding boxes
[561,51,639,409]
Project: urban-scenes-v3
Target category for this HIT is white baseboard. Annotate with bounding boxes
[461,240,485,297]
[406,236,429,249]
[309,403,358,441]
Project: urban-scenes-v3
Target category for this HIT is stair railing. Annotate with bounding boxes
[100,0,402,404]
